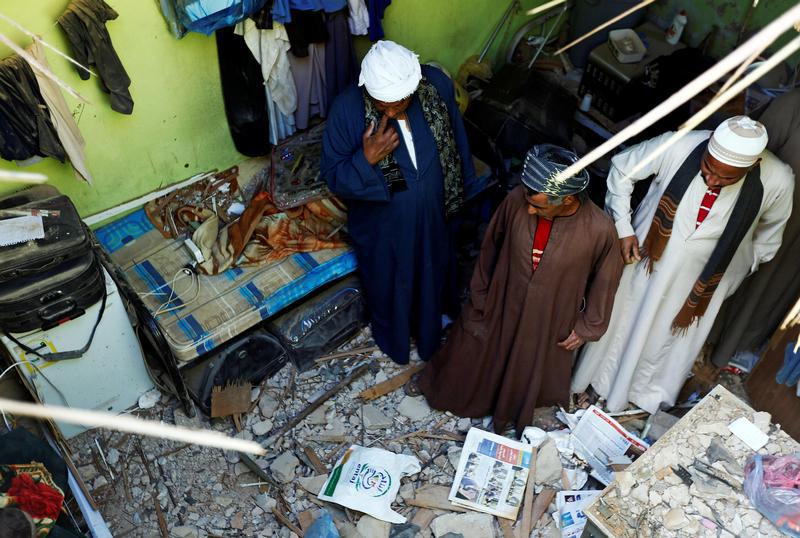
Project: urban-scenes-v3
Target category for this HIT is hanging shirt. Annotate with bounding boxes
[531,217,553,271]
[696,186,721,228]
[347,0,369,34]
[397,119,417,169]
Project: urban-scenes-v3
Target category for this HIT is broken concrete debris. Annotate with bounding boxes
[63,333,795,538]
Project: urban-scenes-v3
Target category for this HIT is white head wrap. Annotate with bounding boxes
[708,115,768,168]
[359,40,422,102]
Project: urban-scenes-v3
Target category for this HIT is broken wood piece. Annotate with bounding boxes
[211,381,251,419]
[405,485,467,513]
[238,453,281,490]
[154,496,169,538]
[272,508,305,537]
[530,488,556,529]
[359,363,425,400]
[307,434,354,444]
[410,508,436,530]
[303,446,328,474]
[267,362,372,441]
[316,345,378,363]
[519,447,538,538]
[298,509,316,532]
[498,517,516,538]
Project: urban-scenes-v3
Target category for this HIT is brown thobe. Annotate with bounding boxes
[419,187,624,433]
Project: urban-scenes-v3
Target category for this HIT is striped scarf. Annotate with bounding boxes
[363,77,464,216]
[641,138,764,332]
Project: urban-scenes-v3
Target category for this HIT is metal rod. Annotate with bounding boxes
[479,0,519,63]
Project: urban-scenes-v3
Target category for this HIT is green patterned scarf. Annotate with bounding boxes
[363,77,464,216]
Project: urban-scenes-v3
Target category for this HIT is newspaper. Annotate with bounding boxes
[448,427,533,520]
[556,490,601,538]
[570,405,649,485]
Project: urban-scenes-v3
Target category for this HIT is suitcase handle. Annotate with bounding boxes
[39,299,78,322]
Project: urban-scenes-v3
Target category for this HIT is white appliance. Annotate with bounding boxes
[1,268,154,438]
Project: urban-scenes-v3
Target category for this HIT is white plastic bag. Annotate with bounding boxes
[317,444,421,523]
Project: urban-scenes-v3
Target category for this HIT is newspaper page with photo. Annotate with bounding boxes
[570,406,649,485]
[556,490,601,538]
[448,427,533,520]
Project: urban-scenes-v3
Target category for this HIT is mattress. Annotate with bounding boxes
[95,208,356,363]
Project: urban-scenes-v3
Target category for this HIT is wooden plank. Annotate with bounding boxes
[410,508,436,530]
[359,364,425,401]
[303,446,328,474]
[268,363,371,441]
[298,510,316,532]
[530,488,556,530]
[211,382,251,418]
[498,517,516,538]
[405,485,468,513]
[519,448,538,538]
[272,508,305,537]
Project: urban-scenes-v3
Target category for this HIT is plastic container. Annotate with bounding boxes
[608,29,647,63]
[666,10,688,45]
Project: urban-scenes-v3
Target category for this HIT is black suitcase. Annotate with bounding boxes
[182,328,287,416]
[0,251,105,333]
[0,185,92,283]
[267,276,367,371]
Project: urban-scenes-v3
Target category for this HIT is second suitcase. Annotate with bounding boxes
[0,252,105,333]
[267,276,367,371]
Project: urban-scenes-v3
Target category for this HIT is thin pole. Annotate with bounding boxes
[550,2,800,185]
[553,0,656,56]
[0,397,266,455]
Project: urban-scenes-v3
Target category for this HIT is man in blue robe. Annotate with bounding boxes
[321,40,475,364]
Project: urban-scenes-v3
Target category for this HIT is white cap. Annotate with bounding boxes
[358,40,422,102]
[708,115,768,168]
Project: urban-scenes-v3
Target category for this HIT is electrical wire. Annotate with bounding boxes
[0,358,71,430]
[137,268,200,318]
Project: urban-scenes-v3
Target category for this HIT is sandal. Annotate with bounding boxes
[403,372,423,397]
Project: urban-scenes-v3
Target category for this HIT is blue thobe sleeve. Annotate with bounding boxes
[321,94,391,202]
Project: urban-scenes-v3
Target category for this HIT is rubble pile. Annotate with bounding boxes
[585,386,799,538]
[67,331,565,538]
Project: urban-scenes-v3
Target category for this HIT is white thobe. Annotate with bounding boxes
[572,130,794,413]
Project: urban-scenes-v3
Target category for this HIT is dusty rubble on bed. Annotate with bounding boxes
[66,329,565,538]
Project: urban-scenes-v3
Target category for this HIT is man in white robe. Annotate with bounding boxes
[572,116,794,413]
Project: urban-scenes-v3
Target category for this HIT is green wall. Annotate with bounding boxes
[0,0,242,217]
[649,0,800,65]
[3,0,793,217]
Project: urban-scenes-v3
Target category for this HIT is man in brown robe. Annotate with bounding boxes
[417,145,624,434]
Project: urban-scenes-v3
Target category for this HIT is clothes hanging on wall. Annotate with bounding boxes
[266,85,297,143]
[235,19,298,144]
[27,41,92,184]
[285,9,329,57]
[348,0,369,35]
[57,0,133,114]
[253,0,276,28]
[0,54,65,162]
[367,0,391,41]
[289,42,327,130]
[216,26,271,156]
[324,8,357,106]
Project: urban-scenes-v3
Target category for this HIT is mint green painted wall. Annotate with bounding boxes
[649,0,800,65]
[0,1,243,217]
[2,0,793,217]
[354,0,561,75]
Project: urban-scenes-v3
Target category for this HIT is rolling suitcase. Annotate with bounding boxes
[0,185,92,283]
[181,327,287,415]
[267,276,367,371]
[0,186,104,335]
